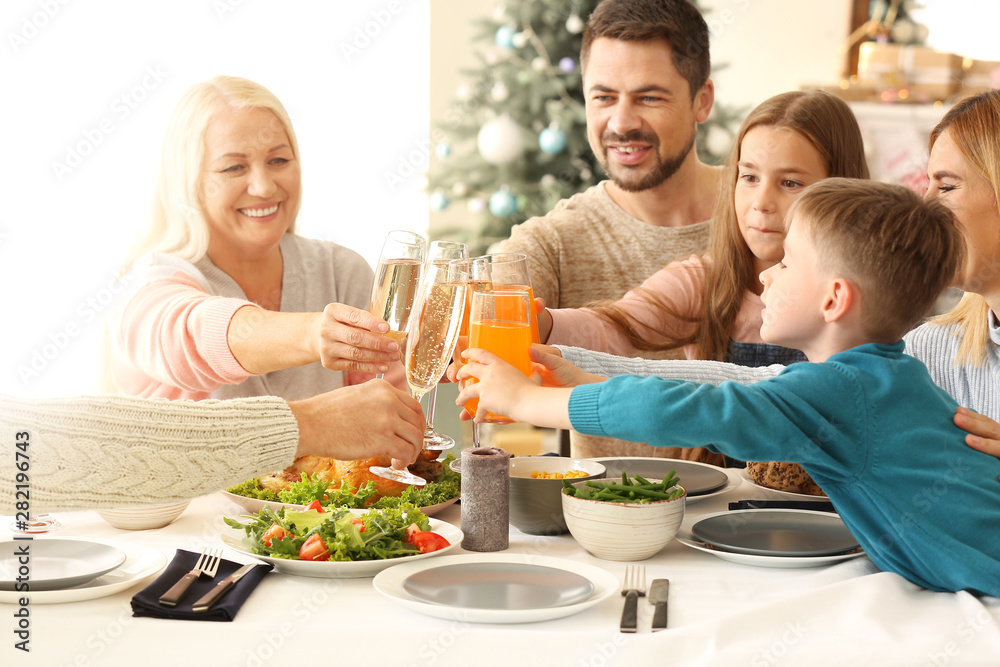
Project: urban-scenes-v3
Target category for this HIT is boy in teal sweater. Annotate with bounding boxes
[457,178,1000,596]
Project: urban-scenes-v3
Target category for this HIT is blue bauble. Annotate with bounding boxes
[495,25,516,49]
[559,57,576,73]
[429,190,451,211]
[539,126,568,154]
[489,189,518,217]
[435,142,451,158]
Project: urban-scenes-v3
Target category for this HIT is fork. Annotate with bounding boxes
[619,565,646,633]
[159,548,222,607]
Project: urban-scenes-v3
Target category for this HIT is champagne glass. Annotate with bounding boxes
[369,230,426,379]
[370,258,469,485]
[422,241,469,451]
[487,253,541,343]
[463,289,533,427]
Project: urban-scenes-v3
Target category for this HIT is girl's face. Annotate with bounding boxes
[200,106,301,263]
[925,128,1000,301]
[734,125,829,281]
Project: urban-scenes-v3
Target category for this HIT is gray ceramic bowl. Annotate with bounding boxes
[507,457,606,535]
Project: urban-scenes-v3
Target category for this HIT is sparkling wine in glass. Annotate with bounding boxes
[422,241,469,451]
[370,258,468,485]
[369,230,426,379]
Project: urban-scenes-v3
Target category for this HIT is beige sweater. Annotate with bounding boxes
[1,394,298,512]
[495,181,712,459]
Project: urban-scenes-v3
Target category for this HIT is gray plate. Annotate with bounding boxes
[593,457,729,496]
[691,509,860,557]
[0,539,127,591]
[402,562,594,610]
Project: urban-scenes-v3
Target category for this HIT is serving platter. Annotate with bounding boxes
[221,491,459,517]
[221,516,463,579]
[373,553,620,623]
[738,468,830,501]
[0,540,165,603]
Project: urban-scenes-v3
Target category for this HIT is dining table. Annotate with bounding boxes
[7,469,1000,667]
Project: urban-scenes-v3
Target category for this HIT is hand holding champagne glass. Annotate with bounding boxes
[421,241,469,451]
[369,258,468,485]
[368,230,426,379]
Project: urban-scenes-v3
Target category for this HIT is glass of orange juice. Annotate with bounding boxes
[464,289,533,425]
[486,253,540,343]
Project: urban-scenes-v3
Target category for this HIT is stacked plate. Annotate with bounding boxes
[677,509,866,568]
[0,538,166,603]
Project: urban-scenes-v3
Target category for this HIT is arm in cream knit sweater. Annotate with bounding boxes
[0,380,423,512]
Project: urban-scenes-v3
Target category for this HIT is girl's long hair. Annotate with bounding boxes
[927,90,1000,366]
[591,90,870,360]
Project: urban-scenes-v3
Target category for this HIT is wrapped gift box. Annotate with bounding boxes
[960,58,1000,95]
[858,42,963,101]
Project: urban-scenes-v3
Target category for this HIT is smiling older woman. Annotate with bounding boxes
[108,76,402,401]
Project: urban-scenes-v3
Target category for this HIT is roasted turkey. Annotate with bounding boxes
[259,449,443,502]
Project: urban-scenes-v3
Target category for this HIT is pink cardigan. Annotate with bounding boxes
[547,255,766,359]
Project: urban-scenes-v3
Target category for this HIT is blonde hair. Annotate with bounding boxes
[122,75,301,271]
[927,90,1000,365]
[790,179,963,343]
[591,90,869,360]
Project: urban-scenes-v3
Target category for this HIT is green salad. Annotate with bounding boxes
[223,503,446,562]
[225,453,460,510]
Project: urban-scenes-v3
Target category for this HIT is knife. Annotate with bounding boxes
[648,578,669,631]
[191,563,257,613]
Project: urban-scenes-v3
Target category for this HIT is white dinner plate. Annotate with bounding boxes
[676,531,865,569]
[0,539,166,603]
[402,562,594,609]
[373,553,620,624]
[221,516,463,579]
[0,538,127,591]
[738,468,830,501]
[221,491,459,518]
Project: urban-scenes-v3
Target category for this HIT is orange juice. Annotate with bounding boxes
[498,284,541,343]
[464,318,532,423]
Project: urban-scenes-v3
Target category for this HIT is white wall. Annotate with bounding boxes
[1,0,429,397]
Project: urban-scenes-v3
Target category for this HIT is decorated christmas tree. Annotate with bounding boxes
[426,0,745,252]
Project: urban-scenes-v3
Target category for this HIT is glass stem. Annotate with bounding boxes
[423,385,438,437]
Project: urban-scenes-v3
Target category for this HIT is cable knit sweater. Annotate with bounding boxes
[0,394,298,512]
[557,312,1000,421]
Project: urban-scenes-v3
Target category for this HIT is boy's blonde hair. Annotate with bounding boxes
[927,90,1000,365]
[789,178,964,344]
[123,75,301,271]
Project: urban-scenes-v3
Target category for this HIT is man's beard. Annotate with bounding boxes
[598,127,696,193]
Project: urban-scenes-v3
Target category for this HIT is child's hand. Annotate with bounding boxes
[455,348,541,423]
[530,345,606,388]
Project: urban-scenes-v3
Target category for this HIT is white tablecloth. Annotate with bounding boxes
[7,478,1000,666]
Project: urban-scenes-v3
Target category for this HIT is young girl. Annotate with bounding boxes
[538,90,869,464]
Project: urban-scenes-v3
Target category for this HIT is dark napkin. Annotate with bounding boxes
[131,549,272,621]
[728,499,837,513]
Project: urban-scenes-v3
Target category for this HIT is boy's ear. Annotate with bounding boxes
[822,277,855,323]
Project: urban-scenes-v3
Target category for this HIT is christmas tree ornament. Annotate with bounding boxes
[539,125,568,154]
[516,194,529,211]
[559,57,576,73]
[540,174,557,187]
[451,181,469,197]
[566,14,584,34]
[579,167,592,181]
[468,197,487,213]
[704,124,733,158]
[489,188,518,217]
[429,190,451,211]
[532,57,548,72]
[492,3,507,20]
[491,82,510,102]
[435,142,452,158]
[456,84,472,101]
[512,31,529,48]
[517,70,532,85]
[495,24,516,49]
[477,116,525,165]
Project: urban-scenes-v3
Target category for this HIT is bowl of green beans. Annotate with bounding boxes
[560,472,686,561]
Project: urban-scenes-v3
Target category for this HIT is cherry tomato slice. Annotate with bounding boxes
[298,533,330,561]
